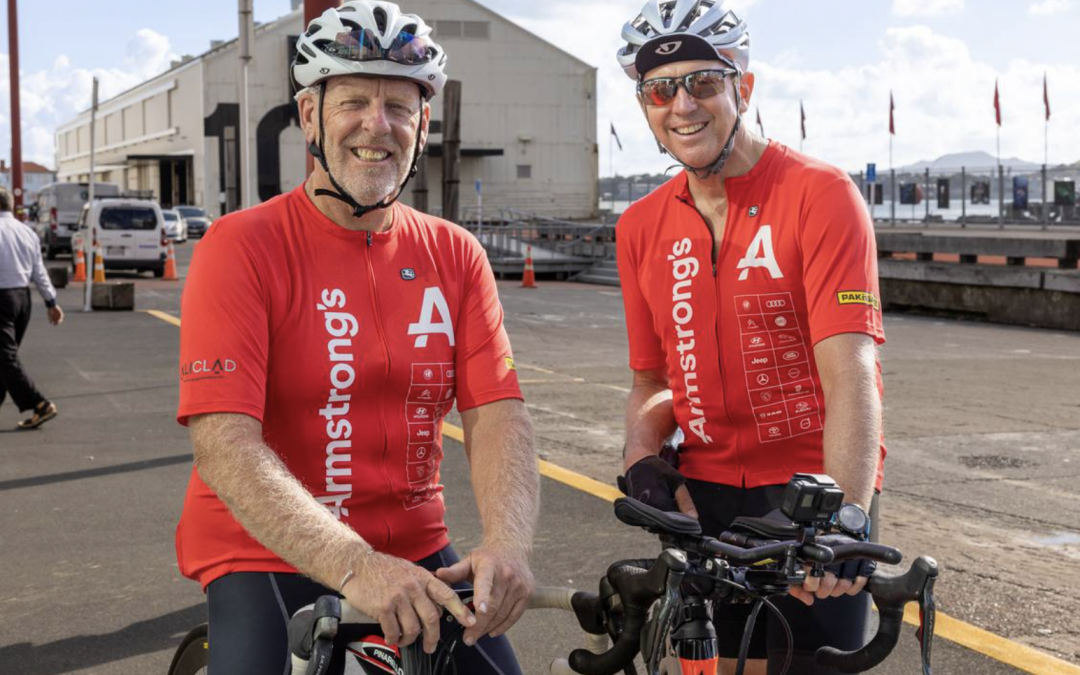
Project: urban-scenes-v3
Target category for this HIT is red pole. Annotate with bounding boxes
[7,0,23,212]
[303,0,341,177]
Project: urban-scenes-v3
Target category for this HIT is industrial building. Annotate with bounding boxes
[53,0,598,219]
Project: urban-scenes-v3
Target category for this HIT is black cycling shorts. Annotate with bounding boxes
[206,545,523,675]
[686,480,881,674]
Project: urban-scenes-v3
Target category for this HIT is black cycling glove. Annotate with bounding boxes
[617,455,687,513]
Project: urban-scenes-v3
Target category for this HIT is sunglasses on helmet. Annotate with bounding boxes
[637,68,737,107]
[324,27,432,65]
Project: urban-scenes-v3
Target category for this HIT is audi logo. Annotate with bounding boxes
[765,300,786,308]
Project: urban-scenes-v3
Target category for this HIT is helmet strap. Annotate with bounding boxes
[309,81,426,219]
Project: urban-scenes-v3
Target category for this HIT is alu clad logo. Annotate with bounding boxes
[180,358,237,381]
[655,41,682,55]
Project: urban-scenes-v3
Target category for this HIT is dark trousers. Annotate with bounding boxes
[0,287,45,412]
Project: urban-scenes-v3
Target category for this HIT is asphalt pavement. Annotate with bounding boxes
[0,240,1071,674]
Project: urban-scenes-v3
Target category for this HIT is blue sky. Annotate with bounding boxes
[2,0,1078,175]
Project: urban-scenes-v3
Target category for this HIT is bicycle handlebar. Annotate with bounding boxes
[815,555,938,675]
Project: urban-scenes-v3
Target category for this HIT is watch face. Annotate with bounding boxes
[839,505,869,534]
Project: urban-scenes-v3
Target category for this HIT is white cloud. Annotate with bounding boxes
[1029,0,1072,15]
[0,30,178,169]
[892,0,964,17]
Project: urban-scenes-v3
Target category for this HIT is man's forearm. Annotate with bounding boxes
[191,413,371,590]
[624,370,677,471]
[461,400,539,556]
[820,365,881,510]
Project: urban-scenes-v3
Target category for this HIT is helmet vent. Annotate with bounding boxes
[300,43,317,58]
[305,22,321,38]
[373,7,388,32]
[339,4,357,11]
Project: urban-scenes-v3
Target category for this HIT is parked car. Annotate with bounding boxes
[33,182,121,259]
[72,198,168,277]
[176,205,212,237]
[162,209,188,243]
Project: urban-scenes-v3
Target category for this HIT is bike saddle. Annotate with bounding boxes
[730,509,801,540]
[614,497,702,537]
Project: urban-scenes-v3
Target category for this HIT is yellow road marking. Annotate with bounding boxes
[148,308,1080,675]
[143,309,182,327]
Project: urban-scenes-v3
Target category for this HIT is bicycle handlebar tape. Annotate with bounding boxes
[569,554,684,675]
[814,556,939,674]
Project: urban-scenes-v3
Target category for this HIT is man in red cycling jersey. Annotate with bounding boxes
[176,3,537,673]
[614,2,885,673]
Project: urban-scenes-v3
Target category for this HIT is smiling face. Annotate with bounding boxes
[300,75,430,206]
[639,59,755,169]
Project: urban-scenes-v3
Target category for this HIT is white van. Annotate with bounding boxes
[33,182,121,259]
[72,198,168,277]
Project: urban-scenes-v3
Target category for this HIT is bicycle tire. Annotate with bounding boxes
[168,623,209,675]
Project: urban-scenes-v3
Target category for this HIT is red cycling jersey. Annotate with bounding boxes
[176,185,521,589]
[618,141,886,490]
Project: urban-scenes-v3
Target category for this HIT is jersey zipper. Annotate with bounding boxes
[676,194,742,482]
[365,230,395,548]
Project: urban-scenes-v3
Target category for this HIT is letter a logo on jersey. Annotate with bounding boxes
[736,225,784,281]
[408,287,456,348]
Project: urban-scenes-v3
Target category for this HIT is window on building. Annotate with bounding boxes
[517,164,532,179]
[434,20,489,39]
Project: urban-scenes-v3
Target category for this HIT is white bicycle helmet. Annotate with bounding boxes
[617,0,749,80]
[292,0,447,99]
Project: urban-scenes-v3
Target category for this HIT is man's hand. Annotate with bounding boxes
[48,306,64,325]
[435,545,535,646]
[788,568,870,606]
[342,552,476,654]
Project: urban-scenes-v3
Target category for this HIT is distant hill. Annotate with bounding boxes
[898,151,1041,172]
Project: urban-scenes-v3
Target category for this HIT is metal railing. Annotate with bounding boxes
[458,206,615,259]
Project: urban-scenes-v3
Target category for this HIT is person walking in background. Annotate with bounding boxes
[0,186,63,429]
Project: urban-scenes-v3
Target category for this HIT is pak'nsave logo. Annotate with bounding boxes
[837,291,881,311]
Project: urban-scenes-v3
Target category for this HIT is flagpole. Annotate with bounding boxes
[609,127,615,216]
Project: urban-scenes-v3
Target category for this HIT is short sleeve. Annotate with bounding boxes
[617,224,666,371]
[452,239,522,412]
[800,178,886,346]
[177,226,270,425]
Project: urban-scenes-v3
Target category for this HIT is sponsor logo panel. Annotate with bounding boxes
[782,378,815,400]
[751,386,783,409]
[758,420,792,443]
[744,351,775,372]
[786,398,818,418]
[772,330,800,346]
[779,363,809,384]
[754,403,787,423]
[768,311,798,330]
[743,332,772,352]
[740,314,766,334]
[406,458,439,484]
[734,295,762,316]
[790,414,823,435]
[747,368,781,391]
[760,294,791,313]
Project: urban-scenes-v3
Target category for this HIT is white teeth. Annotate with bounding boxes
[674,122,707,136]
[353,148,390,161]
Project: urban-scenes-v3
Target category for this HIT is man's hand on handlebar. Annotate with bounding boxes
[342,552,476,654]
[789,565,872,606]
[435,544,535,647]
[619,455,699,519]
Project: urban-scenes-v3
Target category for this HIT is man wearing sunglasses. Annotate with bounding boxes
[175,2,537,673]
[614,1,886,673]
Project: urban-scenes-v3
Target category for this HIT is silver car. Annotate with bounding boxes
[162,209,188,243]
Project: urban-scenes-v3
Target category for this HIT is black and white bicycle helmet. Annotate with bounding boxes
[617,0,749,81]
[291,1,447,218]
[617,0,751,179]
[292,0,447,99]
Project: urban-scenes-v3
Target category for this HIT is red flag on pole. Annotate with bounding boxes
[800,100,806,140]
[889,91,895,135]
[994,79,1001,127]
[1043,72,1050,121]
[756,108,764,136]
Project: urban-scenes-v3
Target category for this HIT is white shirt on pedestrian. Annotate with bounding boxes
[0,210,57,304]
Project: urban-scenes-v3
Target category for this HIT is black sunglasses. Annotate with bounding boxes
[637,68,737,107]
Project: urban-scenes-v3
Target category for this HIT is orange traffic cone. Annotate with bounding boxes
[93,242,107,283]
[163,240,179,280]
[72,246,87,282]
[521,245,538,289]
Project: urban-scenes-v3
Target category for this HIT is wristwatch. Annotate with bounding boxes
[832,503,871,540]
